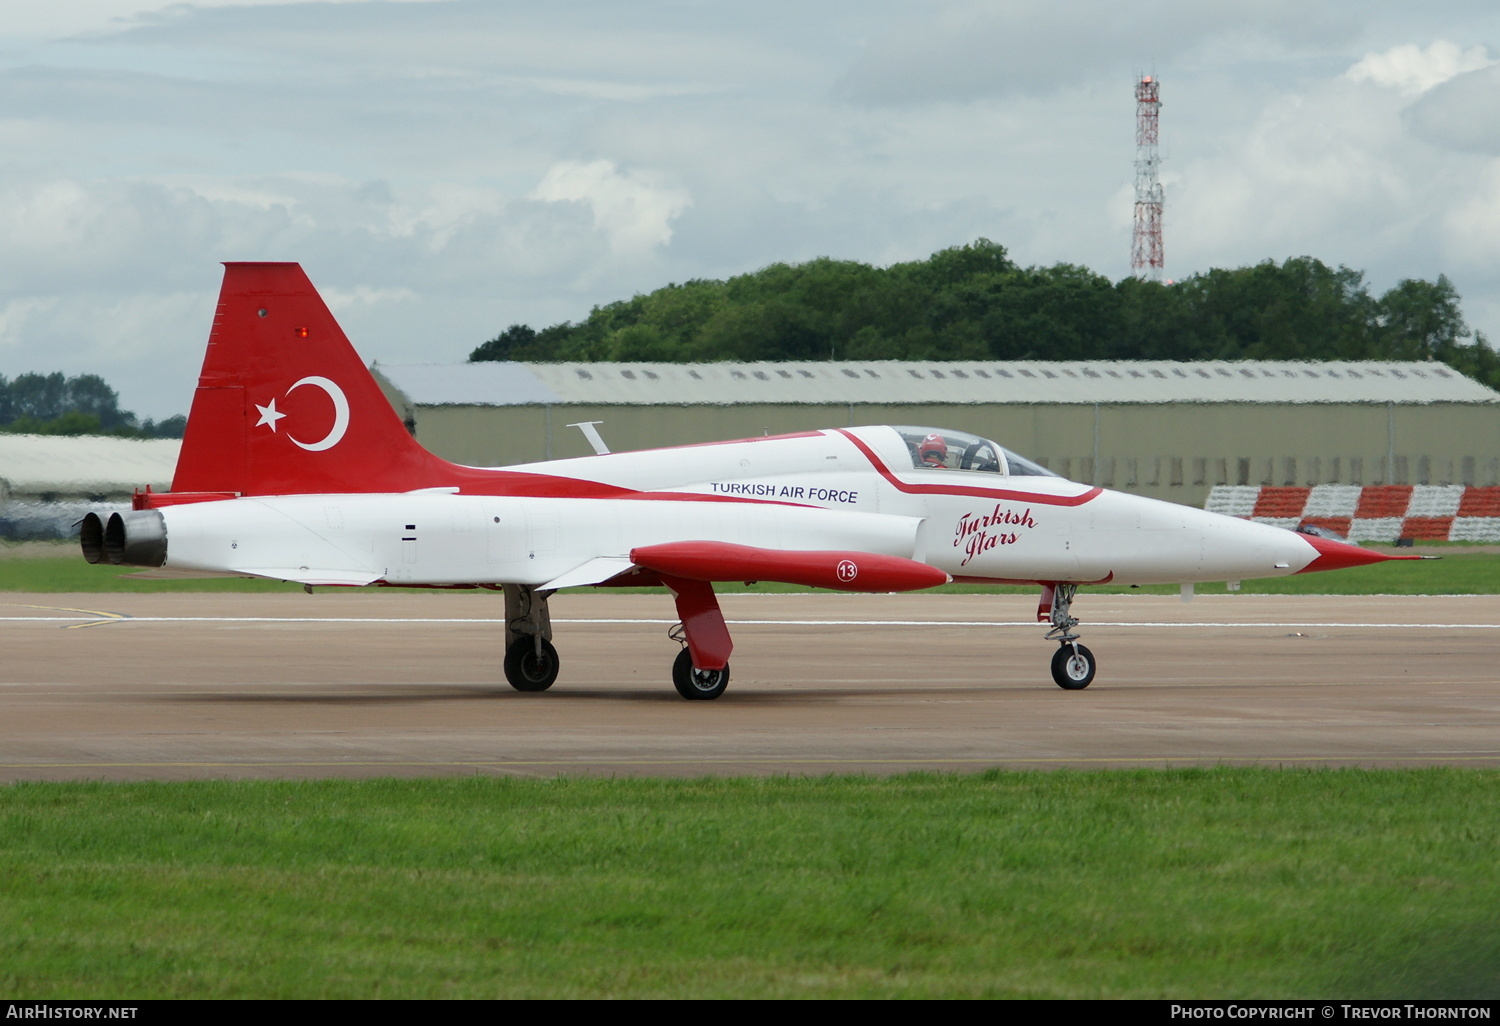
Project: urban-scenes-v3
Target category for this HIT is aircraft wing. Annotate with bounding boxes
[539,556,638,591]
[120,568,265,581]
[227,567,383,587]
[122,565,379,587]
[129,565,383,587]
[629,541,950,592]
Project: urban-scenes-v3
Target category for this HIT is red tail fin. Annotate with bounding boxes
[172,263,444,495]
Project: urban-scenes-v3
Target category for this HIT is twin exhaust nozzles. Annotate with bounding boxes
[80,510,167,567]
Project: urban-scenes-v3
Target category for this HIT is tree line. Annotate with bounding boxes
[470,239,1500,391]
[0,372,184,438]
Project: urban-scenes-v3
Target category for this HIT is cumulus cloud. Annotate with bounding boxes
[1166,37,1500,328]
[530,160,691,256]
[1170,83,1401,267]
[0,160,699,414]
[1407,63,1500,155]
[1442,163,1500,265]
[1345,39,1491,95]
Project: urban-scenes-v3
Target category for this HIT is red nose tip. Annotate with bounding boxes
[1295,534,1422,573]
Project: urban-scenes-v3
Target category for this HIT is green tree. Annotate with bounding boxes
[9,372,70,422]
[0,371,163,435]
[464,241,1498,392]
[470,324,541,362]
[1376,276,1468,361]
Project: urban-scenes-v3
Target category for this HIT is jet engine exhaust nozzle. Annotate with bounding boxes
[102,510,167,567]
[79,512,106,564]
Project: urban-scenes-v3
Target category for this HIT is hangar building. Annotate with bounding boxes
[372,360,1500,507]
[0,435,179,539]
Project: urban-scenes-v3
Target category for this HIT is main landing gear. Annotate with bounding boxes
[1040,582,1096,690]
[502,584,559,692]
[663,576,733,701]
[501,579,734,700]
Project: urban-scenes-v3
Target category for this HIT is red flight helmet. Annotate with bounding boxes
[918,432,947,466]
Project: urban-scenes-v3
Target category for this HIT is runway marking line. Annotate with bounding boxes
[2,615,1498,630]
[9,604,133,629]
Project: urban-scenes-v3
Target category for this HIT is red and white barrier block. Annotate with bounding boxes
[1205,485,1500,542]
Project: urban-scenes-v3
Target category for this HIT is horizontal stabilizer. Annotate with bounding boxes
[630,541,950,593]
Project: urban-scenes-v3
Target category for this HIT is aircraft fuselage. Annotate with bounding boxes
[141,425,1323,589]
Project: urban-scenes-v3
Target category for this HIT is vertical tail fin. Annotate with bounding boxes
[172,263,444,495]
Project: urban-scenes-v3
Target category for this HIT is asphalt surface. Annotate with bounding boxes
[1,590,1497,779]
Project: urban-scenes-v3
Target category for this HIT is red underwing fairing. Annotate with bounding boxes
[80,264,1419,698]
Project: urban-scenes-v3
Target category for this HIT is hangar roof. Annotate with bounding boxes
[0,435,179,496]
[376,360,565,406]
[374,360,1500,407]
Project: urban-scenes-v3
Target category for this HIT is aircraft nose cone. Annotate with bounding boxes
[1295,533,1422,574]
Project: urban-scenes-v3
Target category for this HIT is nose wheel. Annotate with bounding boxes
[1041,582,1096,690]
[1050,643,1096,690]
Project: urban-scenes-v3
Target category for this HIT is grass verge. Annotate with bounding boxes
[2,770,1497,998]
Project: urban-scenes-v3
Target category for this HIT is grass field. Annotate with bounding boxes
[1,770,1496,999]
[2,541,1495,595]
[5,544,1494,998]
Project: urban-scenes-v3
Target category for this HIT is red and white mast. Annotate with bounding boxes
[1131,75,1164,281]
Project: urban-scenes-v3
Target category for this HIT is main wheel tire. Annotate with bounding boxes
[1050,643,1096,690]
[504,637,559,692]
[672,647,729,700]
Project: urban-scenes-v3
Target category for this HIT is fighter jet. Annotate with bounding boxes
[82,263,1414,698]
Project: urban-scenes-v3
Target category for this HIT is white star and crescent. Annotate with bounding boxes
[255,398,286,431]
[255,376,351,451]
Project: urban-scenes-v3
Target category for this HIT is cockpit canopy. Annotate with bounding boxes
[893,426,1057,477]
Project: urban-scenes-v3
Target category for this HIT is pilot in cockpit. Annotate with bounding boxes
[917,433,949,469]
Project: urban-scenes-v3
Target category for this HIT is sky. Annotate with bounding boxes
[3,1,1499,419]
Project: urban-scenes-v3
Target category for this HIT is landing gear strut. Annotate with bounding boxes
[502,584,558,692]
[662,576,733,701]
[1041,583,1096,690]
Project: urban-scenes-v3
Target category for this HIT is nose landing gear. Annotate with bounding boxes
[1040,582,1096,690]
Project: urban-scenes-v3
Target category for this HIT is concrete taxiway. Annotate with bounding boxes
[0,590,1496,779]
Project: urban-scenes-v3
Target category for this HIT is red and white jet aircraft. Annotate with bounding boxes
[82,263,1414,698]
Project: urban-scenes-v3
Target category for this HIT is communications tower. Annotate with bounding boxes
[1131,74,1164,281]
